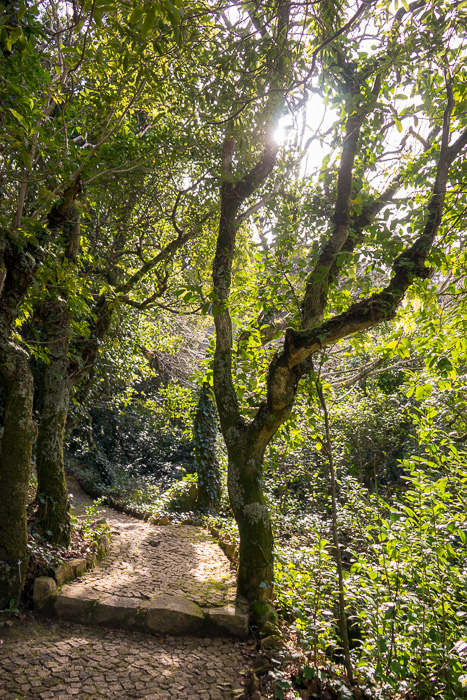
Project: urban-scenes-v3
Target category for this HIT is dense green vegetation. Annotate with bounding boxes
[1,0,467,697]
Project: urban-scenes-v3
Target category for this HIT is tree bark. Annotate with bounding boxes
[211,60,466,605]
[0,177,81,605]
[211,1,292,604]
[226,429,274,601]
[213,136,281,600]
[0,338,36,608]
[35,300,72,546]
[0,234,37,608]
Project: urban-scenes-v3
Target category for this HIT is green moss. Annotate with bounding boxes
[251,600,277,627]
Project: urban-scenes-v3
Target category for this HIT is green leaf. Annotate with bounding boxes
[129,5,144,24]
[142,5,157,39]
[9,109,29,131]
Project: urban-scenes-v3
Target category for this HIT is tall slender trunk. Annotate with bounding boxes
[316,380,354,683]
[0,322,36,608]
[34,212,80,546]
[35,300,72,546]
[0,231,38,607]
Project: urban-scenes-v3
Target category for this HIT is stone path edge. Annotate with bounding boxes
[58,468,250,639]
[36,588,249,638]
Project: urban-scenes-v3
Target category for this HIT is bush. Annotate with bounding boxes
[274,426,467,699]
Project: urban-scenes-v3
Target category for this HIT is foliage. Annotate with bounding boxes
[152,472,198,515]
[25,474,105,586]
[274,411,467,699]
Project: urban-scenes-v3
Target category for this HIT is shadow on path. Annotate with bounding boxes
[0,618,251,699]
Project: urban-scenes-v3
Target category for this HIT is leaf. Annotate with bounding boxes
[9,109,29,131]
[142,5,157,39]
[129,5,144,24]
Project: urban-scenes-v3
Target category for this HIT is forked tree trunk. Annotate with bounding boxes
[35,300,72,546]
[211,52,462,607]
[0,326,36,608]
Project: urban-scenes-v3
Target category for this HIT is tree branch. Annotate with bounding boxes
[250,79,462,442]
[301,69,381,329]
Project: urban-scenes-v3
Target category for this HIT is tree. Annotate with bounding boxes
[210,0,467,603]
[0,0,186,606]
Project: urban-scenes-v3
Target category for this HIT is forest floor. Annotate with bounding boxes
[0,479,255,700]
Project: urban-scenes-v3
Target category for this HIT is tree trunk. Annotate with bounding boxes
[194,383,222,510]
[0,179,81,606]
[0,331,36,608]
[0,231,40,608]
[227,438,274,601]
[35,300,72,546]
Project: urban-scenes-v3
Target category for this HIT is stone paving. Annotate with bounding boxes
[0,618,252,699]
[68,479,237,608]
[44,479,247,637]
[0,479,254,699]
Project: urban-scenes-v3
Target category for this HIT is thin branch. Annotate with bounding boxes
[236,185,279,224]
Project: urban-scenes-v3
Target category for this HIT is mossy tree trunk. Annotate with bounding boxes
[194,382,221,510]
[0,338,36,608]
[0,234,38,608]
[35,300,72,546]
[34,213,81,547]
[226,434,274,601]
[0,178,82,607]
[211,1,291,604]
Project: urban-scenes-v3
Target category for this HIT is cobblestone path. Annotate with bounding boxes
[0,479,252,699]
[0,619,251,699]
[69,478,237,608]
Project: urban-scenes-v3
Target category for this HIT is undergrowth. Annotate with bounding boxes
[271,438,467,699]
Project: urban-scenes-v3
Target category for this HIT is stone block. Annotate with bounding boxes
[92,595,139,628]
[145,595,204,634]
[33,577,57,609]
[206,606,249,638]
[54,586,100,624]
[224,543,238,561]
[260,620,282,638]
[253,653,271,676]
[97,533,110,551]
[70,559,87,577]
[260,634,285,651]
[54,562,76,587]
